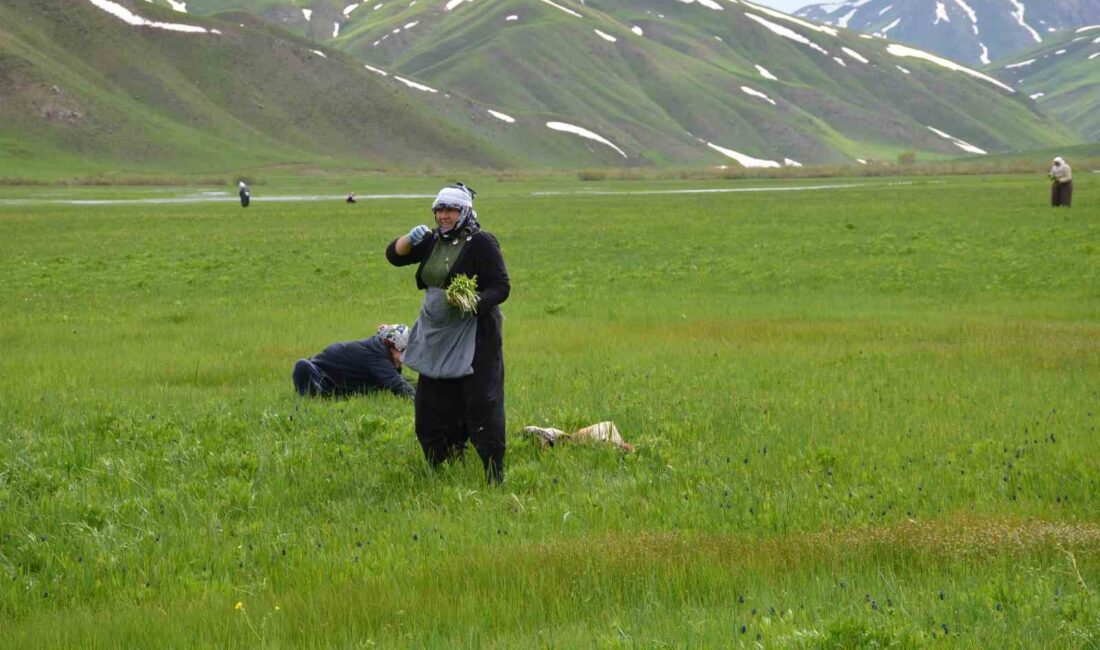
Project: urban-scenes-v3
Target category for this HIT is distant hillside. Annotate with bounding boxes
[0,0,1086,174]
[0,0,515,175]
[266,0,1077,165]
[796,0,1100,65]
[990,26,1100,141]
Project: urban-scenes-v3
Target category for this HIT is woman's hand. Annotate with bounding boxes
[408,225,431,244]
[395,225,431,255]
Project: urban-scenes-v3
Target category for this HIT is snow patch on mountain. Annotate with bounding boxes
[748,2,840,37]
[681,0,724,10]
[835,8,859,27]
[745,13,829,55]
[926,125,987,154]
[537,0,583,18]
[87,0,215,33]
[395,75,437,92]
[756,64,779,80]
[706,142,781,168]
[951,0,979,35]
[934,2,950,25]
[741,86,777,105]
[547,122,627,157]
[488,110,516,123]
[1006,0,1043,43]
[842,46,869,63]
[886,43,1014,92]
[878,18,900,37]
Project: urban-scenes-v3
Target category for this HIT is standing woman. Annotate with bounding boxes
[238,180,251,207]
[1050,157,1072,208]
[387,184,510,483]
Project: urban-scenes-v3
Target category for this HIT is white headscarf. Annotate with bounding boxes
[431,184,480,240]
[432,186,473,211]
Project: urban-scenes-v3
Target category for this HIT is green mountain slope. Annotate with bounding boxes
[182,0,1081,166]
[989,26,1100,141]
[1,0,1088,173]
[0,0,516,175]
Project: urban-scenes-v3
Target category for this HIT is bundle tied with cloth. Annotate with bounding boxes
[524,421,635,452]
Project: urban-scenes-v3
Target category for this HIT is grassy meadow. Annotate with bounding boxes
[0,174,1098,647]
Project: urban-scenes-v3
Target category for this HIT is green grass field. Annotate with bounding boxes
[0,175,1097,648]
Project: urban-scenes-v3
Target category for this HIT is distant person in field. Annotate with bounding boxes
[386,183,510,484]
[347,192,357,204]
[1050,157,1072,208]
[293,324,414,398]
[238,180,251,207]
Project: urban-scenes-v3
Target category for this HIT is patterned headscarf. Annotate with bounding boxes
[377,324,410,351]
[432,183,480,241]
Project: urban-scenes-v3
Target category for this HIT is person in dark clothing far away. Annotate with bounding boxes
[293,324,414,398]
[238,180,251,207]
[386,183,510,484]
[346,192,357,204]
[1050,157,1072,208]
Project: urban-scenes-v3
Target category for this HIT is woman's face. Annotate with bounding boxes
[434,206,461,231]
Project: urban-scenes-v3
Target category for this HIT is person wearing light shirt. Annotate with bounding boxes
[1050,157,1072,208]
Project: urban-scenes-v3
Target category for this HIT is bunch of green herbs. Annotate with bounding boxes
[445,273,479,314]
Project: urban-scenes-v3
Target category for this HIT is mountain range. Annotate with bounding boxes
[795,0,1100,66]
[990,25,1100,141]
[0,0,1087,175]
[0,0,520,175]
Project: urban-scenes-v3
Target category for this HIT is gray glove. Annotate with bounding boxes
[407,224,431,245]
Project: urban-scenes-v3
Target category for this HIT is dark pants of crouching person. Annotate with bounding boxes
[1052,181,1072,207]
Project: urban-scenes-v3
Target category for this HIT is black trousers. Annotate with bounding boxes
[415,368,506,484]
[1051,181,1072,207]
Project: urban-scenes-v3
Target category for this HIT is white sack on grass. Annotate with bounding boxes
[524,421,634,452]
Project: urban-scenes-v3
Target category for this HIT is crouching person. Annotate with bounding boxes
[293,324,414,398]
